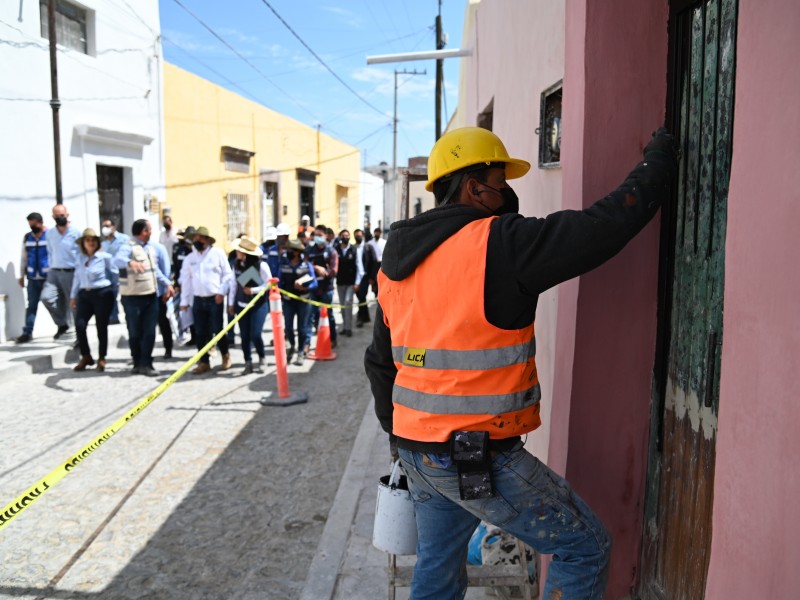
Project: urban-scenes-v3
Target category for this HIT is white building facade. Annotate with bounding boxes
[0,0,164,339]
[359,170,384,235]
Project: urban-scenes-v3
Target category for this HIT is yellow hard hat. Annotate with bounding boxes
[425,127,531,191]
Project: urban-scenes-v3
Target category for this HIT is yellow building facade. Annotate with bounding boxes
[163,63,361,250]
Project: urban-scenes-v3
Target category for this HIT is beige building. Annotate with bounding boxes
[163,63,360,249]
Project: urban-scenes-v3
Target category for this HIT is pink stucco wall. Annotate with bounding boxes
[705,0,800,597]
[558,0,668,597]
[462,0,565,463]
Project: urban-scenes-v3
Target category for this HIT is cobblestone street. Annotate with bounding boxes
[0,313,372,599]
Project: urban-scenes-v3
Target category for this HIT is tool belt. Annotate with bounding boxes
[451,431,494,501]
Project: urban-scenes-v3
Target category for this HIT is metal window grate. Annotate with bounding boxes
[40,0,88,54]
[226,192,250,241]
[537,80,563,169]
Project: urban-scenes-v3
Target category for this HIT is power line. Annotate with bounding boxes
[170,0,322,124]
[0,17,152,93]
[162,35,270,106]
[257,0,391,119]
[116,0,157,36]
[0,95,146,102]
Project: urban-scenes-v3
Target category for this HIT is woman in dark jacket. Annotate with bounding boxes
[227,237,272,375]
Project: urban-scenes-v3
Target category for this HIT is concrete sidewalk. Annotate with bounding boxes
[0,317,129,383]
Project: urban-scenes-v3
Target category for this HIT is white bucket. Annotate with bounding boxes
[372,460,418,555]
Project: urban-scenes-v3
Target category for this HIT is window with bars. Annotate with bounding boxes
[538,80,563,169]
[226,192,250,242]
[40,0,90,55]
[221,146,254,173]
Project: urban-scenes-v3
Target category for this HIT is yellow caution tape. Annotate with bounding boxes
[0,286,269,530]
[277,286,377,309]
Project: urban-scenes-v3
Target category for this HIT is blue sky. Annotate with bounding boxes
[159,0,465,169]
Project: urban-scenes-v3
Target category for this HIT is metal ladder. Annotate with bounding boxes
[387,539,535,600]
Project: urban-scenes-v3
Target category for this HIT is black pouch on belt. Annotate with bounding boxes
[451,431,494,500]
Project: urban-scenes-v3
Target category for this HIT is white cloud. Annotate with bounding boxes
[321,6,365,28]
[162,29,219,54]
[217,27,261,45]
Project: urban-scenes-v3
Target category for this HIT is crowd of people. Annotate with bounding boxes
[15,205,384,376]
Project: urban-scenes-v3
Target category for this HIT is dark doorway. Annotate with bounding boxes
[97,165,124,232]
[299,185,314,225]
[297,168,317,226]
[638,1,737,598]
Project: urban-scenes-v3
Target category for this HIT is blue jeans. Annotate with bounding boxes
[23,278,45,336]
[121,294,158,369]
[398,442,611,600]
[283,298,310,351]
[192,296,229,365]
[237,301,269,363]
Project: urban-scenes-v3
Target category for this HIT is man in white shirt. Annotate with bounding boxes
[179,226,234,374]
[159,215,179,259]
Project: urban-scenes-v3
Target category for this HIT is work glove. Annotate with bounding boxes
[644,127,680,160]
[389,434,399,463]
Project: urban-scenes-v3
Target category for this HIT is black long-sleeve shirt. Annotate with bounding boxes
[365,134,678,453]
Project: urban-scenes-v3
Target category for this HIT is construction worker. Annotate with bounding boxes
[364,126,678,600]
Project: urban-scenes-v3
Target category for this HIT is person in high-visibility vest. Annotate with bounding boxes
[364,126,678,600]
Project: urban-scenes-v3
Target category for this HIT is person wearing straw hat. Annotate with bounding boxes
[69,228,117,372]
[228,237,272,375]
[179,226,234,375]
[364,126,678,600]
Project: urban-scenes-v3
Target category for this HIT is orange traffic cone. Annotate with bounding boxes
[309,305,337,361]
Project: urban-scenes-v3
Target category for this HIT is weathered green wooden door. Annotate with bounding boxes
[639,0,737,598]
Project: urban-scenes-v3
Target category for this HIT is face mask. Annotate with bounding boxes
[101,226,112,237]
[314,235,325,245]
[340,238,350,246]
[54,216,68,226]
[478,184,520,216]
[30,225,42,234]
[354,236,363,244]
[164,223,172,231]
[193,240,205,251]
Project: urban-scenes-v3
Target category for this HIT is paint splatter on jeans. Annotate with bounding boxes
[399,442,610,600]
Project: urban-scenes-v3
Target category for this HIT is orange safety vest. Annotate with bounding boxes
[378,217,541,443]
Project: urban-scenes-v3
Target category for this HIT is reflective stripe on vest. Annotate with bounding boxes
[392,339,536,371]
[393,383,541,415]
[378,217,541,443]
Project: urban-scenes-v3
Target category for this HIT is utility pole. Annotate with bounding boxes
[393,69,426,178]
[47,0,63,204]
[389,68,425,230]
[435,0,444,141]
